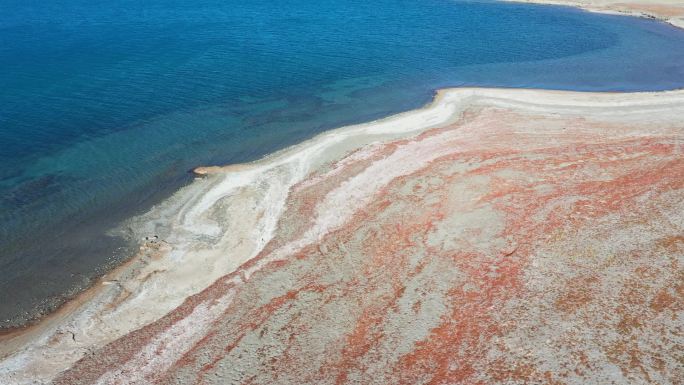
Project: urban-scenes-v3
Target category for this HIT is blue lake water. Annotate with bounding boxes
[2,0,684,327]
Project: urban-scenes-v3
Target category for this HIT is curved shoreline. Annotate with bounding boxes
[2,1,684,383]
[0,87,466,381]
[3,0,684,334]
[1,86,683,383]
[503,0,684,29]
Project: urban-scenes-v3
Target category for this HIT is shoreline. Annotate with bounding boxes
[0,87,468,381]
[2,1,684,383]
[2,86,683,383]
[503,0,684,29]
[3,0,684,335]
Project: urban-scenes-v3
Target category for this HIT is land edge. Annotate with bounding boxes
[503,0,684,29]
[2,0,683,340]
[0,86,457,349]
[1,86,684,384]
[2,1,684,380]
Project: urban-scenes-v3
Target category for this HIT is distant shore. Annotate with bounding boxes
[505,0,684,29]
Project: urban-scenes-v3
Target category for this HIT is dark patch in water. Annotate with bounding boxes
[2,173,71,207]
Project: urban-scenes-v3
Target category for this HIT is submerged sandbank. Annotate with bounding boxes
[1,87,683,384]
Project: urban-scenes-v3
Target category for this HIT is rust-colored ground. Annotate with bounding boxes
[53,103,684,385]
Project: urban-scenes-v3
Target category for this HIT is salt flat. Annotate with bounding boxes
[2,87,682,384]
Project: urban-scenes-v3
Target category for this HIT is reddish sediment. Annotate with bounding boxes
[51,100,684,384]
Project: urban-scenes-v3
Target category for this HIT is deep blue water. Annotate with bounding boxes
[2,0,684,327]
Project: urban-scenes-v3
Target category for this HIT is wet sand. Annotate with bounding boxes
[1,87,682,384]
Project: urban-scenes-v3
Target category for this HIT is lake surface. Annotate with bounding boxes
[2,0,684,328]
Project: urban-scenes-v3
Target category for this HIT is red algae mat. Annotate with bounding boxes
[49,93,684,384]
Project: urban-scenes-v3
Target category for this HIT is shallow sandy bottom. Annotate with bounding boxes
[1,87,682,384]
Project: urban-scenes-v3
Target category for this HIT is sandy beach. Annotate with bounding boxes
[1,86,682,384]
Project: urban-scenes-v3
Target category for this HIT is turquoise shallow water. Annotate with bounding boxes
[2,0,684,327]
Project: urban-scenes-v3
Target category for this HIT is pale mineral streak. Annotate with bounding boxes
[0,87,682,385]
